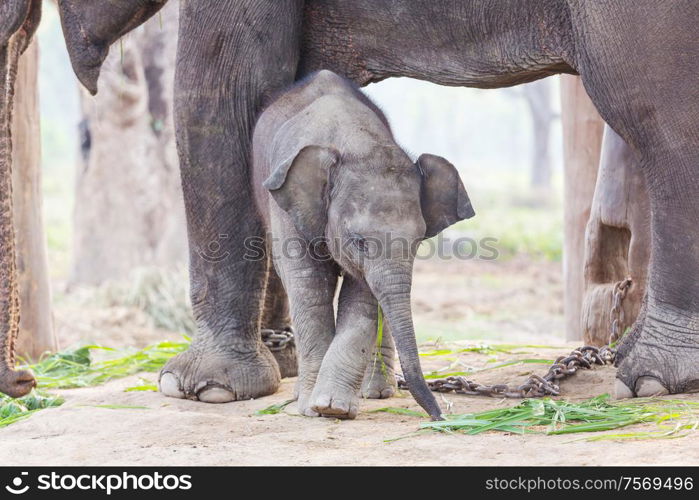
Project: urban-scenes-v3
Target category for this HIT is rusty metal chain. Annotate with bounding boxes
[268,278,632,398]
[261,328,295,352]
[609,277,633,345]
[396,345,617,398]
[398,278,632,399]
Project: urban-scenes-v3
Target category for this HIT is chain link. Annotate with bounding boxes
[261,328,295,352]
[609,277,632,345]
[398,277,632,399]
[396,345,618,398]
[265,278,631,398]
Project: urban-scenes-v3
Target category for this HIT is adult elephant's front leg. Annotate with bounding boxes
[569,1,699,397]
[613,165,699,398]
[158,0,304,403]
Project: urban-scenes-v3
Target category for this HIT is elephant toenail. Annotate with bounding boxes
[635,376,669,397]
[614,378,635,399]
[197,386,235,403]
[380,387,395,399]
[159,373,185,399]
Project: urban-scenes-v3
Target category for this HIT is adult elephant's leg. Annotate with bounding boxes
[612,160,699,397]
[570,1,699,397]
[158,1,303,402]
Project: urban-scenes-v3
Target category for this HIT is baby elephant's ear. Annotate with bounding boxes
[264,146,339,240]
[417,154,475,238]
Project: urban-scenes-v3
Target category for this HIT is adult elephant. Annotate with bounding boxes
[16,0,695,401]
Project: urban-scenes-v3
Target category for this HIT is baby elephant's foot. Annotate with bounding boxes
[310,384,359,420]
[361,358,396,399]
[296,388,319,417]
[294,364,325,417]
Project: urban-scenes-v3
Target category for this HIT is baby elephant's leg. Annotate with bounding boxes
[273,241,337,416]
[310,275,378,419]
[361,322,396,399]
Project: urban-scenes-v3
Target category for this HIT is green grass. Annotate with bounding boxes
[124,378,159,392]
[5,340,697,445]
[420,395,699,440]
[419,344,563,357]
[0,392,64,428]
[0,340,189,429]
[22,339,189,390]
[423,358,553,379]
[255,400,294,415]
[369,407,427,418]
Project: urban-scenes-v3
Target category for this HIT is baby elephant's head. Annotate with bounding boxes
[265,145,473,420]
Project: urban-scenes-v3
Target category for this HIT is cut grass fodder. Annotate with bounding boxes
[255,400,294,415]
[0,392,64,428]
[0,340,188,429]
[22,340,189,390]
[124,378,159,392]
[370,407,427,418]
[419,395,699,440]
[424,358,553,379]
[419,344,562,357]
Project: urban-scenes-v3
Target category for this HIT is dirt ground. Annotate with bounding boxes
[3,258,698,466]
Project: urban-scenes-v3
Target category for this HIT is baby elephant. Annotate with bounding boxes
[252,70,474,420]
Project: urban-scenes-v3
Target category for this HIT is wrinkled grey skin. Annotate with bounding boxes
[0,0,41,398]
[35,0,699,405]
[250,71,473,419]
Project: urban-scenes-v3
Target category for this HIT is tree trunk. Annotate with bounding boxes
[12,39,57,359]
[522,79,554,192]
[69,1,186,287]
[581,126,649,346]
[560,75,604,341]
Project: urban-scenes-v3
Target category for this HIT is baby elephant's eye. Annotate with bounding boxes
[349,233,367,252]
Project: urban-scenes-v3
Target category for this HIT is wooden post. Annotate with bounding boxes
[581,126,649,345]
[560,75,604,341]
[12,39,57,359]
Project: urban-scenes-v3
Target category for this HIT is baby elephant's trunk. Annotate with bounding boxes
[368,268,443,421]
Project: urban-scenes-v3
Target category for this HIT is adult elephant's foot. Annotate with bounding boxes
[614,305,699,398]
[159,343,281,403]
[360,354,396,399]
[614,298,647,366]
[310,383,359,420]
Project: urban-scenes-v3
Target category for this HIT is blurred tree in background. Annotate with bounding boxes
[522,78,556,194]
[69,1,186,287]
